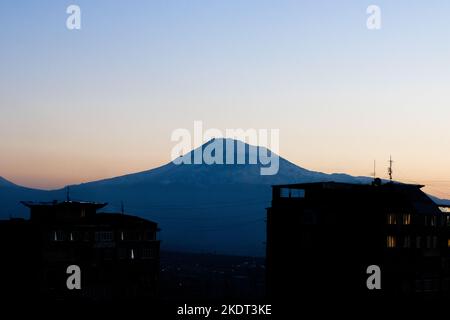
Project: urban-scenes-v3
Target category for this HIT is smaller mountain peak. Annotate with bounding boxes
[0,176,17,187]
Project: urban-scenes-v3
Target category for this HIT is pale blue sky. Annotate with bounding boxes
[0,1,449,198]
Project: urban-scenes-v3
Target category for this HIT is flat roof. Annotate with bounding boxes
[92,212,158,226]
[272,181,424,189]
[21,200,107,209]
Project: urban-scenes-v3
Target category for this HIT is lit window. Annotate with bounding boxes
[131,249,135,260]
[387,214,397,225]
[447,239,450,248]
[53,231,64,241]
[402,214,411,225]
[387,235,397,248]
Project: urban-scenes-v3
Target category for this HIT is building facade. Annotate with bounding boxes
[266,181,450,302]
[0,200,160,302]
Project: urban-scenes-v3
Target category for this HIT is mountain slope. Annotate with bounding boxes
[428,195,450,206]
[0,176,18,188]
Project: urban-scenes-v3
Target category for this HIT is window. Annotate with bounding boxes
[53,231,64,241]
[142,248,153,259]
[447,239,450,248]
[424,279,433,292]
[118,247,127,259]
[432,236,438,248]
[290,189,305,198]
[403,236,411,248]
[122,231,139,241]
[402,214,411,225]
[431,216,436,226]
[280,188,289,198]
[280,188,305,198]
[424,215,437,226]
[387,214,397,225]
[130,249,135,260]
[95,231,113,242]
[415,280,423,292]
[145,231,155,241]
[426,236,432,249]
[302,209,316,224]
[387,235,397,248]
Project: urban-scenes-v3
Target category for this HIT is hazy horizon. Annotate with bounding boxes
[1,1,449,198]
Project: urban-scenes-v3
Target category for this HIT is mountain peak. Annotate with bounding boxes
[177,137,277,166]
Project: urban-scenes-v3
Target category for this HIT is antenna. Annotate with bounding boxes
[371,160,382,186]
[388,155,393,182]
[373,160,376,179]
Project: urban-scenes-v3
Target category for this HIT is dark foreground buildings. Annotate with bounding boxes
[266,181,450,303]
[0,201,160,302]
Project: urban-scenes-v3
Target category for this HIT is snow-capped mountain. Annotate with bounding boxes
[0,139,445,255]
[79,138,372,187]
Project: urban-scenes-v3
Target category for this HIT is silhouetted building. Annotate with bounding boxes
[0,200,160,302]
[266,182,450,302]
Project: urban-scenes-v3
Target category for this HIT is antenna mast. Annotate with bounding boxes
[373,160,376,179]
[388,155,393,182]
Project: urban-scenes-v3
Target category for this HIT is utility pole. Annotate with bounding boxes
[373,160,376,179]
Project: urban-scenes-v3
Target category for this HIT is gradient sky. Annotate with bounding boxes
[0,0,449,198]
